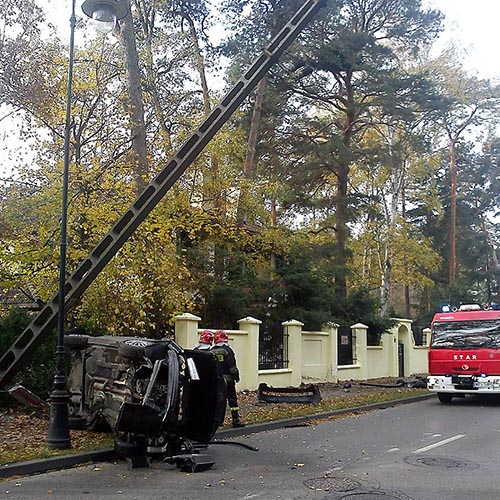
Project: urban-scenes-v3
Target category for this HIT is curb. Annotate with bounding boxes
[0,393,434,480]
[0,448,117,480]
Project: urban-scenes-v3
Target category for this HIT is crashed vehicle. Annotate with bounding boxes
[64,333,227,471]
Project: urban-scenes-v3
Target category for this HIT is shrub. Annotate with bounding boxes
[0,308,56,405]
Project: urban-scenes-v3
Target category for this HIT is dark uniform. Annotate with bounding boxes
[211,339,245,428]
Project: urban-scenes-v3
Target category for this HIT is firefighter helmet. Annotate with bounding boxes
[214,329,228,343]
[199,330,214,344]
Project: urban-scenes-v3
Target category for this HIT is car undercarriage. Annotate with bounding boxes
[65,334,227,472]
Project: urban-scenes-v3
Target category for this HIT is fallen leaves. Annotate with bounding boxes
[0,379,426,466]
[0,409,113,466]
[225,380,422,428]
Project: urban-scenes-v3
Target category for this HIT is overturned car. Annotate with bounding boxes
[64,333,227,471]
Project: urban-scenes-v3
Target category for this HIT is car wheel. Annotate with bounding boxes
[118,339,155,360]
[437,392,453,404]
[64,334,90,349]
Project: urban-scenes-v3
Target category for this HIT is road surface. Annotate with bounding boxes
[3,395,500,499]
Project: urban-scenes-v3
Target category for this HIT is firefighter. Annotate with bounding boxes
[194,329,214,350]
[211,329,246,428]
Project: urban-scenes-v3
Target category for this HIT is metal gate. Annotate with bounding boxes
[398,342,405,377]
[259,325,289,370]
[338,326,355,365]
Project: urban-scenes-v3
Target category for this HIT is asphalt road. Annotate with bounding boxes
[3,395,500,500]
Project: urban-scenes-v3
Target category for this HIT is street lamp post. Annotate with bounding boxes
[47,0,128,449]
[46,0,78,449]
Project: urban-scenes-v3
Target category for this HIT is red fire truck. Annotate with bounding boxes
[427,304,500,403]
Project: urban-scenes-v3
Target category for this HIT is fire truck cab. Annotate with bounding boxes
[427,304,500,403]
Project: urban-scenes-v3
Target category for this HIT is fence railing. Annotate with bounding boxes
[259,329,289,370]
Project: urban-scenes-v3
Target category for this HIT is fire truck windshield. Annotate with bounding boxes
[431,319,500,349]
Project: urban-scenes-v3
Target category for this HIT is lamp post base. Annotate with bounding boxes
[47,380,72,449]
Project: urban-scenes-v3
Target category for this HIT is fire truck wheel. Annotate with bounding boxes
[118,339,155,360]
[64,334,90,349]
[437,393,453,404]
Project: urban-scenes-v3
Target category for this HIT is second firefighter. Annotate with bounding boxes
[211,330,246,428]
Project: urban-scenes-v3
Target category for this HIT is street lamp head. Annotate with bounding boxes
[82,0,128,33]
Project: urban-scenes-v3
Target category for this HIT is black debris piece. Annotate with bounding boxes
[257,383,322,405]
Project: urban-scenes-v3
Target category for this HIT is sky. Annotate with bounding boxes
[34,0,500,81]
[426,0,500,80]
[1,0,500,185]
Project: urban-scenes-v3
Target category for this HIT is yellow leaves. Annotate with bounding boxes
[391,234,441,288]
[349,217,442,291]
[71,219,195,337]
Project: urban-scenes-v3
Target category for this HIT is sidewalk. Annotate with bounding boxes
[0,391,433,479]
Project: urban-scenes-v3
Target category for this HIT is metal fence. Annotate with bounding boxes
[258,325,289,370]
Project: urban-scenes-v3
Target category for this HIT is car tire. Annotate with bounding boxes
[437,392,453,404]
[118,339,155,360]
[64,334,90,349]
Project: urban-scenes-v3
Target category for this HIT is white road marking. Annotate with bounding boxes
[413,434,466,454]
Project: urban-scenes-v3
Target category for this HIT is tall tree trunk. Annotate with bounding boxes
[379,136,406,317]
[236,75,268,225]
[143,43,172,153]
[185,16,211,116]
[270,196,277,270]
[334,73,356,302]
[118,0,148,196]
[236,2,284,226]
[335,159,349,301]
[402,185,411,318]
[132,0,172,153]
[245,77,267,179]
[379,247,391,317]
[449,139,457,287]
[172,10,211,114]
[173,10,220,211]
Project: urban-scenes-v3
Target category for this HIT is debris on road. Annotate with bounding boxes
[257,383,322,405]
